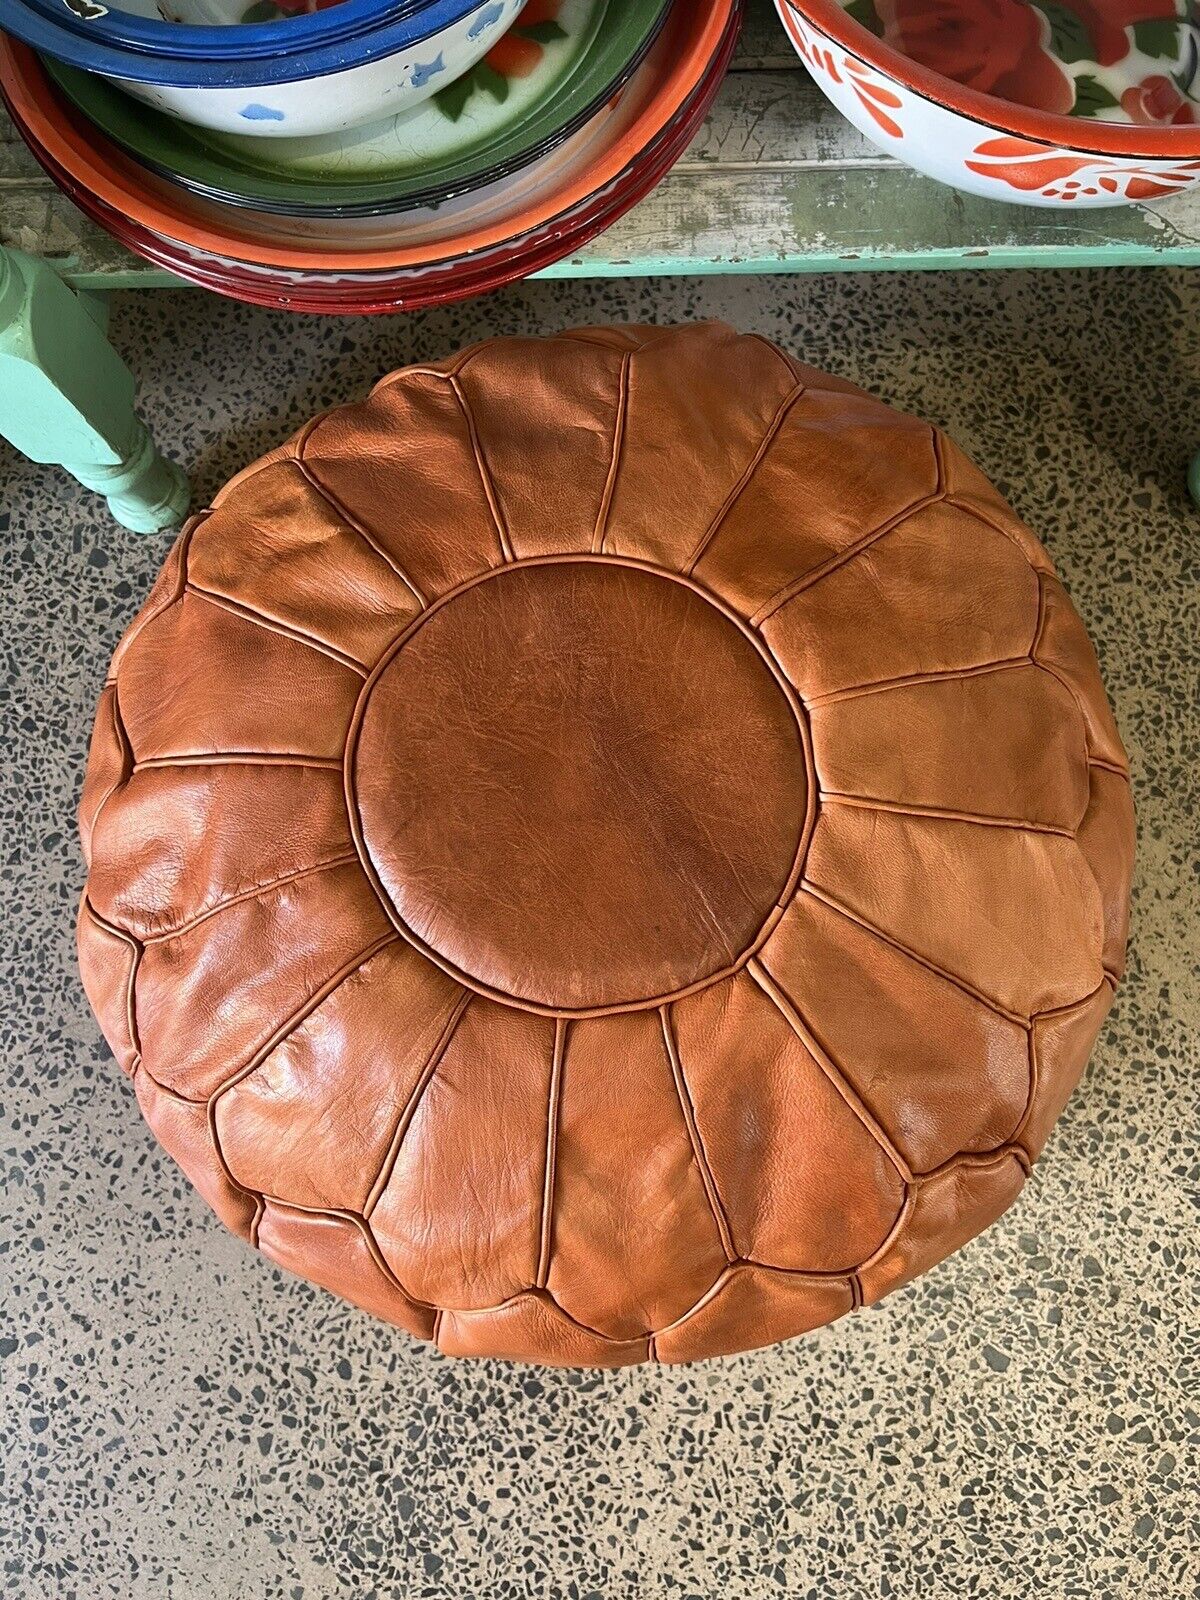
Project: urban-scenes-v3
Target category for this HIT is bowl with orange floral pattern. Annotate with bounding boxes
[775,0,1200,204]
[39,0,669,213]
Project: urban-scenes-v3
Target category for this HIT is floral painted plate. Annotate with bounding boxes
[836,0,1198,126]
[43,0,672,214]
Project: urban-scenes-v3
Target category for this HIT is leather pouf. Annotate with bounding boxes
[78,323,1135,1366]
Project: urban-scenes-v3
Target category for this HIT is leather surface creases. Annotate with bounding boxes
[77,323,1134,1365]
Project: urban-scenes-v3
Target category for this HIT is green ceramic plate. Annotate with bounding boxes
[43,0,671,215]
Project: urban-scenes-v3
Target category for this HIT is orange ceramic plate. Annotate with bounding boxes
[0,1,734,270]
[11,20,736,312]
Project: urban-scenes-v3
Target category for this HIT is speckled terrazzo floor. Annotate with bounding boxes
[1,268,1198,1600]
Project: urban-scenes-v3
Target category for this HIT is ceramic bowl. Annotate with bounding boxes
[2,2,738,309]
[0,0,738,268]
[775,0,1200,206]
[15,17,735,312]
[41,0,671,214]
[0,0,527,136]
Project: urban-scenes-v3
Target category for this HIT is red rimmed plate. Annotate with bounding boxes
[12,15,735,312]
[0,0,736,274]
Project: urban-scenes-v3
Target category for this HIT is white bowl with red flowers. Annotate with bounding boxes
[775,0,1200,205]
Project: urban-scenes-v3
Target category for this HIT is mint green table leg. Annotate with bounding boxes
[0,247,189,534]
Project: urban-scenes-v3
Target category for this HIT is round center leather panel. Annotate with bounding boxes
[348,558,811,1014]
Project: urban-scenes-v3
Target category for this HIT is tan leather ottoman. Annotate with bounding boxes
[77,322,1135,1366]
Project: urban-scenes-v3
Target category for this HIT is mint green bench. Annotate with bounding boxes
[4,0,1200,528]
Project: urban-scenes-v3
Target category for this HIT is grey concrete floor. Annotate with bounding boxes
[1,268,1197,1600]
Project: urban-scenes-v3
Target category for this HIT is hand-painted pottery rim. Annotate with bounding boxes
[778,0,1200,158]
[11,5,736,310]
[18,17,732,310]
[42,0,672,216]
[1,0,488,84]
[0,0,734,267]
[8,46,637,253]
[14,0,426,59]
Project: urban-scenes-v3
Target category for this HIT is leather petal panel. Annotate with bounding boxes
[371,998,554,1310]
[546,1012,728,1341]
[671,971,905,1272]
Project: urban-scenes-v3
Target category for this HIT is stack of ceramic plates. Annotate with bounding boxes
[0,0,740,310]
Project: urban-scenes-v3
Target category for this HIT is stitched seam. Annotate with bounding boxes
[124,923,142,1062]
[855,1189,915,1275]
[945,493,1052,579]
[917,1142,1034,1183]
[354,1210,431,1311]
[737,1256,876,1283]
[259,1212,418,1321]
[185,582,369,677]
[1089,755,1130,777]
[259,1198,423,1313]
[750,489,946,626]
[1015,1026,1040,1155]
[448,373,514,565]
[592,352,631,554]
[750,429,945,626]
[800,882,1032,1029]
[536,1019,567,1289]
[443,1286,651,1349]
[369,352,481,390]
[660,1006,738,1264]
[133,753,343,773]
[653,1265,734,1334]
[1031,656,1102,762]
[1009,979,1114,1148]
[81,898,143,1061]
[1031,564,1050,657]
[818,794,1075,838]
[227,1214,912,1346]
[363,992,473,1218]
[447,343,498,382]
[341,553,817,1022]
[922,1147,1030,1180]
[749,958,914,1184]
[805,656,1030,709]
[201,1098,265,1246]
[1073,766,1120,959]
[110,518,199,672]
[201,937,408,1230]
[252,1191,418,1289]
[291,448,428,610]
[197,931,400,1111]
[683,383,807,577]
[744,331,810,388]
[83,680,134,856]
[141,853,359,945]
[1031,578,1130,796]
[1033,978,1113,1023]
[240,1236,867,1346]
[652,1259,860,1343]
[558,328,648,352]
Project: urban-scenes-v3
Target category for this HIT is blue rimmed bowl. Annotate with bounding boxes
[0,0,526,136]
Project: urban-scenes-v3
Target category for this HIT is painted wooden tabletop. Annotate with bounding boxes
[3,0,1200,288]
